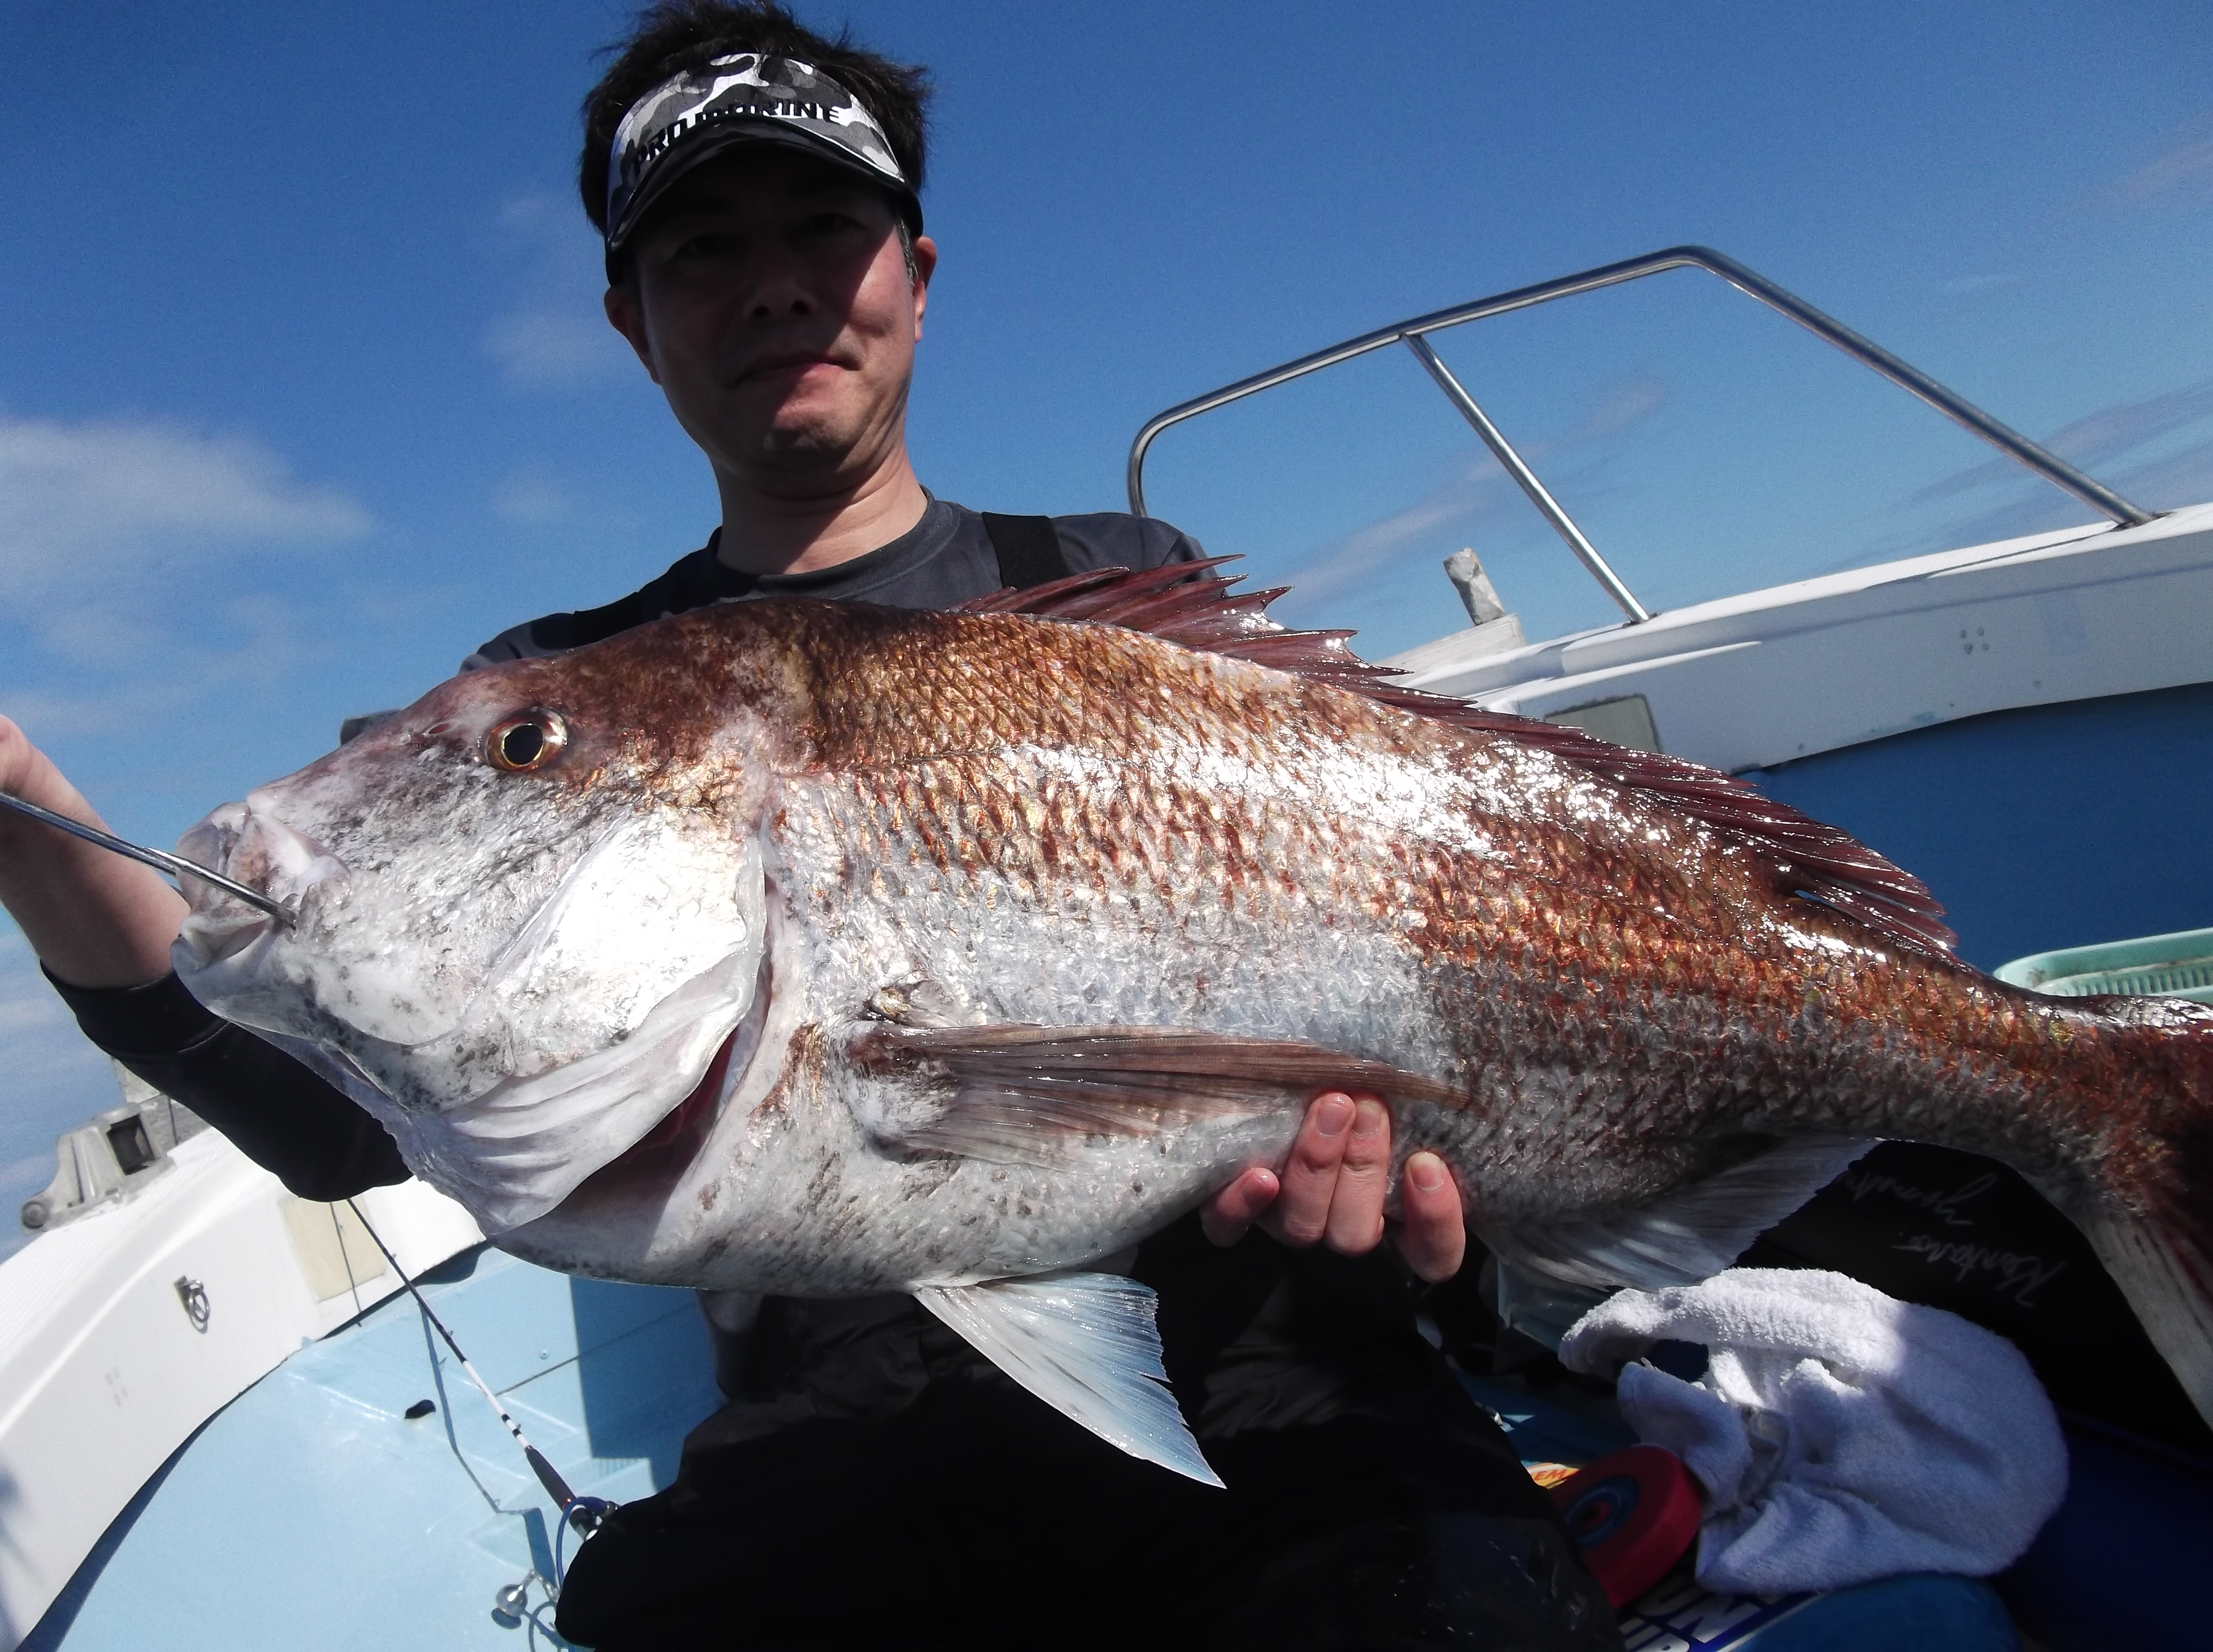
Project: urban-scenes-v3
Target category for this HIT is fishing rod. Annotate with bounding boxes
[346,1200,611,1537]
[0,790,292,923]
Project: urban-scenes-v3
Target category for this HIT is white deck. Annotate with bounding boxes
[0,1137,480,1647]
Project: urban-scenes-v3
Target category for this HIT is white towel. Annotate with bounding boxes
[1559,1267,2067,1595]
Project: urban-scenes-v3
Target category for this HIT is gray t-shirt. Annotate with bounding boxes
[464,497,1202,668]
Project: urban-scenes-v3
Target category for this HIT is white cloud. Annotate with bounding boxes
[1274,375,1668,604]
[484,306,633,388]
[491,470,576,523]
[1938,273,2022,300]
[2081,113,2213,216]
[2109,139,2213,212]
[1279,458,1520,607]
[482,191,634,389]
[0,994,63,1039]
[0,593,319,737]
[1912,377,2213,504]
[1581,376,1666,438]
[1914,433,2213,555]
[0,413,363,742]
[0,413,371,604]
[0,928,95,1047]
[0,925,128,1237]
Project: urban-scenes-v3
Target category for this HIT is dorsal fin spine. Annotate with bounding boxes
[953,559,1955,956]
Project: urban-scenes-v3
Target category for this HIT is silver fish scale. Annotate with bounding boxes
[517,685,1851,1289]
[510,727,1475,1290]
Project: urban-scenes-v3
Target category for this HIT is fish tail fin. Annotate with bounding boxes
[2076,996,2213,1428]
[2079,1210,2213,1427]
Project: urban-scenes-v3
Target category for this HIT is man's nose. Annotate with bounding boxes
[742,245,817,320]
[747,287,814,320]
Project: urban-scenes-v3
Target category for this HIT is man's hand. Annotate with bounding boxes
[1201,1091,1466,1282]
[0,714,188,989]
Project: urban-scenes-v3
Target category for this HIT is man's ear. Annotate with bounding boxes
[604,283,662,384]
[910,234,938,341]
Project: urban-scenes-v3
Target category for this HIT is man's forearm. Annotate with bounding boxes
[49,970,410,1199]
[0,717,187,987]
[4,717,408,1200]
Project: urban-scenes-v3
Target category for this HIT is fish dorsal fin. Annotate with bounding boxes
[1484,1135,1877,1301]
[957,561,1955,957]
[912,1271,1223,1486]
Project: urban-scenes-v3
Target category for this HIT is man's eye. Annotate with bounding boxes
[673,231,740,259]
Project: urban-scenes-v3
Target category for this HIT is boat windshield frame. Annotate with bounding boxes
[1124,244,2157,625]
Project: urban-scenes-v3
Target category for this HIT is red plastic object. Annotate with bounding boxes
[1549,1445,1704,1609]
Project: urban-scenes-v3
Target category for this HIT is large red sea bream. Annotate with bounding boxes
[167,563,2213,1482]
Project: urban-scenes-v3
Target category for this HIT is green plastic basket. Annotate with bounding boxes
[1994,926,2213,1004]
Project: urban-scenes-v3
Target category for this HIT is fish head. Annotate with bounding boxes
[171,615,800,1232]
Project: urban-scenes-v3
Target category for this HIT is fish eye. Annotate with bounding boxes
[486,710,567,773]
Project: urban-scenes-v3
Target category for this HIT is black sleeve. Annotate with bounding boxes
[461,544,733,669]
[462,588,657,670]
[1048,512,1205,576]
[46,969,409,1201]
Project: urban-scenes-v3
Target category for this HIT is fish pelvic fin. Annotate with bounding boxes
[957,559,1954,957]
[1483,1135,1878,1304]
[849,1022,1459,1169]
[913,1271,1223,1486]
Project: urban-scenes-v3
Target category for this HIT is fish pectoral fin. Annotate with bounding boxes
[852,1022,1458,1166]
[913,1271,1223,1487]
[1484,1134,1877,1301]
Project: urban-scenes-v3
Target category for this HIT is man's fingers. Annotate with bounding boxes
[0,716,29,796]
[1322,1096,1391,1254]
[1201,1165,1280,1247]
[1394,1151,1466,1282]
[1267,1092,1356,1245]
[1238,1094,1459,1273]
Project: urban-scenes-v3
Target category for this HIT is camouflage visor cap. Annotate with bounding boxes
[605,52,920,255]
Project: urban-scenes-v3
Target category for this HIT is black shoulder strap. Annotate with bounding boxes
[981,512,1073,591]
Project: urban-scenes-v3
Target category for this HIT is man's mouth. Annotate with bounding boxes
[740,348,842,383]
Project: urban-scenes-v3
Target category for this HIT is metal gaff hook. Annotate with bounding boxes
[0,790,293,925]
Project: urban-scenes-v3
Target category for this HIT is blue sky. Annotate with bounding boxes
[4,0,2211,1249]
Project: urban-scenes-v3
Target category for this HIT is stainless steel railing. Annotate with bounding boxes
[1125,245,2156,624]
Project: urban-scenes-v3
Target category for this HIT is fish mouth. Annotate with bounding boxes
[173,799,349,966]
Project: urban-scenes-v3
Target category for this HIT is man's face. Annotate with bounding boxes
[605,146,936,490]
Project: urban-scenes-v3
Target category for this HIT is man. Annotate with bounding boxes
[0,4,1612,1646]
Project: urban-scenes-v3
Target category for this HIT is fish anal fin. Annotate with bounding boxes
[851,1022,1459,1166]
[913,1272,1223,1486]
[1485,1136,1877,1298]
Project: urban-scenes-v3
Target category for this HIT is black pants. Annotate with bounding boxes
[556,1357,1614,1650]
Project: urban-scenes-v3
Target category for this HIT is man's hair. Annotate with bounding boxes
[580,0,933,243]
